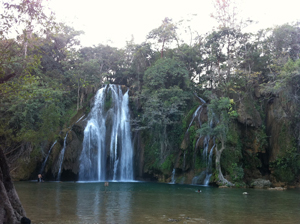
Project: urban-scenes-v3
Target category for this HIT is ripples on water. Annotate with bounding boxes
[15,182,300,224]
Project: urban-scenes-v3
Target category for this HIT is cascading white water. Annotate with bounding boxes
[40,140,57,174]
[203,137,215,185]
[79,84,134,181]
[169,168,176,184]
[120,90,134,180]
[186,105,203,134]
[188,95,216,186]
[57,133,68,181]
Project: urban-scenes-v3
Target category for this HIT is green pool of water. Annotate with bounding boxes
[14,181,300,224]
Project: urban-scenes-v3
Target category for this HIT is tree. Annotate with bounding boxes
[122,41,156,92]
[147,17,178,58]
[0,148,27,223]
[206,0,255,91]
[267,23,300,67]
[0,1,58,222]
[198,95,237,186]
[139,58,192,160]
[172,43,204,84]
[211,0,240,30]
[263,58,300,147]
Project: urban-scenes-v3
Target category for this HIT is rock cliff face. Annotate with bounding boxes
[233,92,296,186]
[157,90,299,187]
[59,122,86,180]
[40,120,86,181]
[266,96,293,162]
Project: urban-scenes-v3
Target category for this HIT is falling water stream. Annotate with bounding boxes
[169,169,176,184]
[57,133,68,181]
[188,95,216,186]
[79,84,134,181]
[39,140,57,174]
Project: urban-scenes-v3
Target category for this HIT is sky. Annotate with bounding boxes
[48,0,300,48]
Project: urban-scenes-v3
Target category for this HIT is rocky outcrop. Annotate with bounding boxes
[39,117,87,181]
[250,178,271,188]
[268,187,286,190]
[61,127,84,177]
[56,120,86,180]
[237,97,262,128]
[266,96,293,162]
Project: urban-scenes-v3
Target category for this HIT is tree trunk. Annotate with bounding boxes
[161,38,165,58]
[77,80,80,111]
[0,148,27,224]
[215,140,234,186]
[160,125,168,161]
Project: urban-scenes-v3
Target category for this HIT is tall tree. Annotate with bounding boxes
[198,95,237,186]
[0,1,56,222]
[0,147,27,223]
[139,58,191,160]
[147,17,178,58]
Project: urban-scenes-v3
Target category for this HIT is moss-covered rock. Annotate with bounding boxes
[250,178,271,188]
[237,97,262,128]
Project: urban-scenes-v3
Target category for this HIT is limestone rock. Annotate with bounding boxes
[250,178,271,188]
[237,101,262,128]
[268,187,286,191]
[192,171,207,185]
[266,96,293,162]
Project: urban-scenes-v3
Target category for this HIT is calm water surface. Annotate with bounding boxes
[14,182,300,224]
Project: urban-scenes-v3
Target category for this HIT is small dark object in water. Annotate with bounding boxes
[21,217,31,224]
[104,181,109,193]
[37,174,43,182]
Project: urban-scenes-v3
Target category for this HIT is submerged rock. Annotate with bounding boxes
[218,185,229,188]
[268,187,286,191]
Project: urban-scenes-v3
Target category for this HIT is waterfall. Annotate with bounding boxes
[186,95,216,186]
[40,140,57,174]
[186,94,205,134]
[195,93,206,104]
[79,84,134,181]
[186,105,203,134]
[76,115,85,123]
[169,168,176,184]
[203,137,215,185]
[57,133,68,181]
[195,111,215,186]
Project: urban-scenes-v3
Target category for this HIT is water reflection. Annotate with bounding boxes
[55,183,61,216]
[76,182,132,223]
